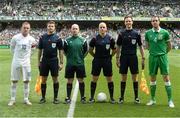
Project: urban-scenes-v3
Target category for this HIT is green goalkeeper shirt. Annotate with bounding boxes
[64,35,88,66]
[145,28,170,56]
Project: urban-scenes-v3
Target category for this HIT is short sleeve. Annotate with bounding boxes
[110,38,116,49]
[31,37,36,44]
[137,32,142,46]
[116,33,123,46]
[145,31,149,42]
[83,40,88,55]
[10,36,16,53]
[89,37,96,48]
[165,30,170,42]
[63,39,68,54]
[10,36,16,48]
[57,38,63,50]
[30,37,37,48]
[38,35,43,49]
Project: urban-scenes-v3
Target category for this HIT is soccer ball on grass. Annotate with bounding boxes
[97,92,107,102]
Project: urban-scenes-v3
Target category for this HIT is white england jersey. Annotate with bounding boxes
[11,33,36,66]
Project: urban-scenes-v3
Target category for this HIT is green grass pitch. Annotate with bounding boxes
[0,49,179,117]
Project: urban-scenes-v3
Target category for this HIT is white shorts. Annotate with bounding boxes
[11,63,31,81]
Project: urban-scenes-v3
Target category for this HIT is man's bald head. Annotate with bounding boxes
[71,24,80,36]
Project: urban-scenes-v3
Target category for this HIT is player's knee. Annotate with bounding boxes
[163,75,170,82]
[41,78,47,84]
[67,79,73,84]
[53,79,59,83]
[132,74,138,82]
[78,78,84,83]
[121,74,127,82]
[150,76,156,82]
[52,76,58,83]
[92,76,98,82]
[106,76,113,82]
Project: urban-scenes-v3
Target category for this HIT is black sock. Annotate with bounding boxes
[121,81,126,99]
[79,82,85,98]
[53,82,59,99]
[133,81,138,99]
[108,82,114,99]
[67,83,72,99]
[41,84,46,99]
[90,81,97,99]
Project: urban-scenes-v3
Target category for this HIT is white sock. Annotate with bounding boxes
[165,81,171,86]
[24,82,30,101]
[150,81,156,85]
[10,82,17,101]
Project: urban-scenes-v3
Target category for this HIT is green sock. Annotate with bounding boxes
[165,85,172,101]
[150,85,156,101]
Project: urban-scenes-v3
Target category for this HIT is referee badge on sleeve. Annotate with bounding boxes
[106,44,110,50]
[52,43,56,48]
[131,39,136,45]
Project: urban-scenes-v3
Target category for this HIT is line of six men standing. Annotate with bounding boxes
[8,15,174,108]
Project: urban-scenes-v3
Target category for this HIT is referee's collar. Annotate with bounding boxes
[125,28,133,32]
[152,27,161,32]
[72,35,79,38]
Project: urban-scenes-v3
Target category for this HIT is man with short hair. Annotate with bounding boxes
[38,21,63,104]
[116,16,145,104]
[8,22,36,106]
[145,16,175,108]
[89,22,116,104]
[63,24,88,104]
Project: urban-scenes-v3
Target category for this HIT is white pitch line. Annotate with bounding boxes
[67,80,79,118]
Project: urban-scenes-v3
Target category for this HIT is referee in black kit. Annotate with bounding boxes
[89,22,116,104]
[116,16,145,104]
[38,21,64,104]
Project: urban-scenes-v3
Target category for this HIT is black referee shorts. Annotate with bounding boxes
[40,57,59,77]
[91,58,112,77]
[65,65,86,79]
[119,55,139,74]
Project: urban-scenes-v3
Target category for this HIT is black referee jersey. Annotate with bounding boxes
[117,29,142,55]
[89,34,116,58]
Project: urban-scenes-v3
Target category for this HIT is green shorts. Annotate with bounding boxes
[149,54,169,76]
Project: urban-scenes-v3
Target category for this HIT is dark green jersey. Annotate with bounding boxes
[64,36,88,66]
[145,28,170,56]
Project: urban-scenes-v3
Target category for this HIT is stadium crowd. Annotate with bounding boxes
[0,0,179,47]
[0,0,179,18]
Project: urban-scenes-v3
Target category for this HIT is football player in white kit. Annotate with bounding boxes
[8,22,36,106]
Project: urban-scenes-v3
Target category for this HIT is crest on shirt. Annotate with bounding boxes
[52,43,56,48]
[131,39,136,44]
[158,34,163,40]
[106,44,110,50]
